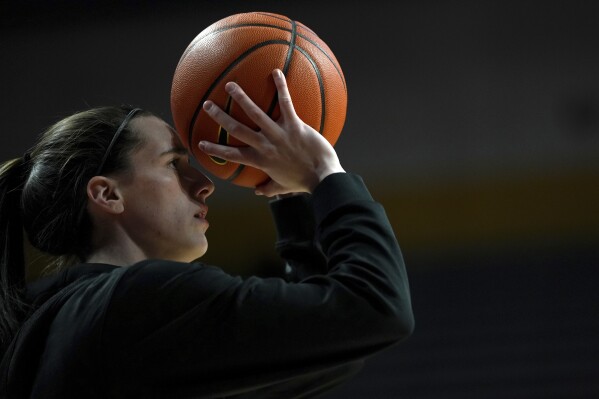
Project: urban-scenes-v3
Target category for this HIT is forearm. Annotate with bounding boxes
[270,172,414,328]
[312,173,414,330]
[269,193,327,281]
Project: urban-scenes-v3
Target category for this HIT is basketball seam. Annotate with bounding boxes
[187,39,290,180]
[283,20,297,76]
[188,38,289,148]
[183,24,336,186]
[294,46,326,134]
[181,23,289,62]
[178,23,346,92]
[188,40,328,160]
[230,18,299,185]
[254,12,291,24]
[265,20,296,118]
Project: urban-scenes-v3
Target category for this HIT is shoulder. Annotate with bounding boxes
[100,260,245,358]
[119,259,234,286]
[121,258,203,281]
[109,259,242,306]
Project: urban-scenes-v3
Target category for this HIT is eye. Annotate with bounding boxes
[168,158,180,169]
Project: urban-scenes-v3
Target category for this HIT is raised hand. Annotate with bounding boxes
[199,69,345,197]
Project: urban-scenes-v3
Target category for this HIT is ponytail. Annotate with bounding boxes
[0,157,28,353]
[0,106,148,353]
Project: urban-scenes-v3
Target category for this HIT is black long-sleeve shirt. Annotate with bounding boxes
[0,173,414,398]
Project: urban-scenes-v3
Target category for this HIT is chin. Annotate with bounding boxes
[188,243,208,262]
[171,239,207,263]
[193,247,208,260]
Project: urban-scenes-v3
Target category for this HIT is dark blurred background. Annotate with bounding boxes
[1,0,598,397]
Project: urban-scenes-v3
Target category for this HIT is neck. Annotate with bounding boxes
[86,244,148,267]
[86,222,150,267]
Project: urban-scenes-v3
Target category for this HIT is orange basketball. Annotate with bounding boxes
[170,12,347,188]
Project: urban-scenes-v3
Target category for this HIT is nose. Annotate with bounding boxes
[191,171,215,202]
[181,160,215,201]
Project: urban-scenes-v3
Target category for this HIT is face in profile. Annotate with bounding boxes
[114,115,215,262]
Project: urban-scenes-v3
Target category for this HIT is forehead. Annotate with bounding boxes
[129,115,184,155]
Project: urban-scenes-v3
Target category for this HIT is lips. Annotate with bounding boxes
[194,205,208,219]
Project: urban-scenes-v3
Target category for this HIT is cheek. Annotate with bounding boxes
[149,190,189,228]
[125,175,189,228]
[126,186,166,225]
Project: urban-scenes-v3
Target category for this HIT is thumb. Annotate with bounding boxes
[255,179,285,197]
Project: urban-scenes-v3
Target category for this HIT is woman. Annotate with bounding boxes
[0,70,414,398]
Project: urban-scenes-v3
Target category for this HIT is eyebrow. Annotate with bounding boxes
[159,147,189,157]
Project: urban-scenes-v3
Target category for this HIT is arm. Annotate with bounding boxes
[100,70,413,397]
[269,193,327,281]
[100,173,413,397]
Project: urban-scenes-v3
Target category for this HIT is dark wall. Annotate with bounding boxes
[2,0,598,257]
[1,1,598,397]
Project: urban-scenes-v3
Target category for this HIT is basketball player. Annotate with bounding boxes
[0,70,414,397]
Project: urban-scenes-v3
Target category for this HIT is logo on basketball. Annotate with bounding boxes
[209,95,233,166]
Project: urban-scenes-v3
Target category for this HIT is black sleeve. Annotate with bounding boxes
[269,193,328,281]
[99,173,414,398]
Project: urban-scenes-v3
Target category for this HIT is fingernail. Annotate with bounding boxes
[225,82,236,93]
[255,189,263,196]
[199,141,207,151]
[203,101,212,111]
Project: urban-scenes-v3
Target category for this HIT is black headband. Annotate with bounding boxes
[95,108,142,176]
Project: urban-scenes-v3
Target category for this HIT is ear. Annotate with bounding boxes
[86,176,124,215]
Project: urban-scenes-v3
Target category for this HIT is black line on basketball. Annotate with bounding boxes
[295,34,346,92]
[179,24,285,70]
[188,39,289,151]
[282,21,297,77]
[179,23,345,93]
[181,23,292,64]
[254,12,292,24]
[295,45,326,134]
[227,21,299,184]
[188,39,292,183]
[225,43,327,187]
[265,19,297,118]
[226,163,244,183]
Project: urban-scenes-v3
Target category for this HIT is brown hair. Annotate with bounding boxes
[0,105,150,352]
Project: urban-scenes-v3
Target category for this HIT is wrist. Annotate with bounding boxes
[309,165,345,193]
[275,192,303,199]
